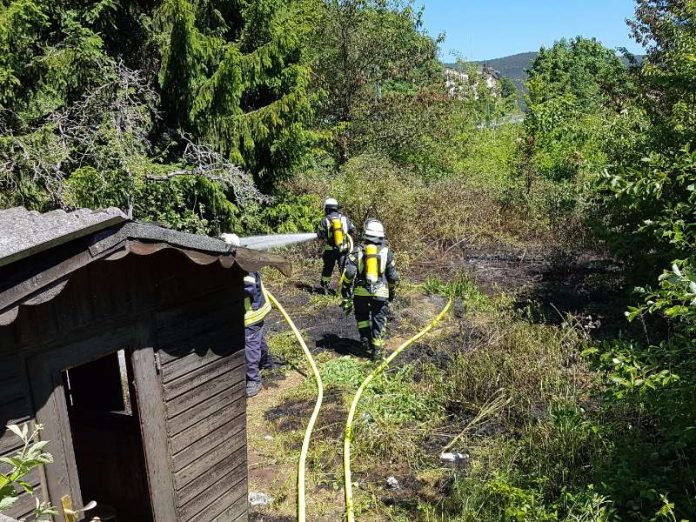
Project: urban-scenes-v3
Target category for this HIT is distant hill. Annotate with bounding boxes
[444,52,537,107]
[444,51,643,108]
[474,52,538,84]
[475,52,537,107]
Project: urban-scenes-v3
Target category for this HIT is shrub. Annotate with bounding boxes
[0,423,56,521]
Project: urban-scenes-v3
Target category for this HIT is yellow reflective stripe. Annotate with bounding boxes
[357,320,370,329]
[245,280,272,326]
[354,286,389,298]
[324,245,335,251]
[321,276,332,282]
[244,297,252,312]
[245,300,272,326]
[372,338,385,347]
[244,275,256,284]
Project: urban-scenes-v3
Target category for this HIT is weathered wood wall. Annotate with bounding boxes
[0,249,248,521]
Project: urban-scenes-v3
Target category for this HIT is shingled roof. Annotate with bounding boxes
[0,206,127,268]
[0,206,291,326]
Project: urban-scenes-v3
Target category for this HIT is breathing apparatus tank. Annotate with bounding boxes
[331,217,344,247]
[365,244,379,283]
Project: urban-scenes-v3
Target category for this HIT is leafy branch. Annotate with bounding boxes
[0,423,57,521]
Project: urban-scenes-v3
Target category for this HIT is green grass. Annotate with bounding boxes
[264,262,613,521]
[267,330,308,371]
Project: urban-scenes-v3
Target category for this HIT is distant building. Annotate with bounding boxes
[444,64,502,99]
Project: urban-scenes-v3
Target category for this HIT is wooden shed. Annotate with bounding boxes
[0,207,289,522]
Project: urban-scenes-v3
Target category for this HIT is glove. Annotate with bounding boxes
[341,298,353,314]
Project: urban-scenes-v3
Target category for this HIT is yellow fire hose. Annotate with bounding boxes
[343,297,453,522]
[266,290,324,522]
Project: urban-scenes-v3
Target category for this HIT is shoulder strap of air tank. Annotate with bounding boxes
[379,247,389,274]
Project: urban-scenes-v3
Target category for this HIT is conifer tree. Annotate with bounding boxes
[156,0,313,191]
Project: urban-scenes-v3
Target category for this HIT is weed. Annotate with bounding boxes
[267,331,307,371]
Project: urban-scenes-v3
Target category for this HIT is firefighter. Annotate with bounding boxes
[339,219,399,361]
[221,233,274,398]
[316,198,356,294]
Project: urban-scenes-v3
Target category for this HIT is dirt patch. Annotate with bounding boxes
[408,241,628,338]
[247,240,628,521]
[265,388,345,441]
[250,515,295,522]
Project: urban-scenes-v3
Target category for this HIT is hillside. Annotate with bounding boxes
[447,50,643,106]
[474,51,538,83]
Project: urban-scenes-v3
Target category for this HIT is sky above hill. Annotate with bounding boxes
[420,0,646,61]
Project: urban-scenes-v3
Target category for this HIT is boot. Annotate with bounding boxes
[246,380,262,398]
[320,280,330,295]
[371,343,383,362]
[360,337,370,357]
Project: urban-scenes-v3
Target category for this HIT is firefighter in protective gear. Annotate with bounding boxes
[316,198,356,294]
[339,219,399,361]
[221,233,274,398]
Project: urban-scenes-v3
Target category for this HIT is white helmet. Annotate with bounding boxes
[324,198,339,210]
[220,233,241,247]
[363,219,385,241]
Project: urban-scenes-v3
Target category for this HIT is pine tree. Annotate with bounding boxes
[156,0,313,191]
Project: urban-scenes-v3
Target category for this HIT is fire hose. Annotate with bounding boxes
[265,290,324,522]
[342,298,453,522]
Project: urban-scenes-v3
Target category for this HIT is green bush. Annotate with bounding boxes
[241,193,323,235]
[0,423,56,521]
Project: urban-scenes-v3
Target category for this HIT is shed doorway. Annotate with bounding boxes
[61,350,154,522]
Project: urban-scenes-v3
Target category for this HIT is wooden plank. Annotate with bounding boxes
[172,412,245,472]
[166,381,245,437]
[0,354,20,378]
[131,344,179,522]
[0,415,31,456]
[6,490,40,521]
[169,395,245,454]
[156,297,243,363]
[0,377,24,407]
[228,511,248,522]
[163,356,244,401]
[157,323,242,367]
[181,466,246,521]
[174,433,246,492]
[27,357,83,522]
[165,365,244,419]
[190,476,247,522]
[0,397,32,440]
[161,346,232,384]
[0,466,42,520]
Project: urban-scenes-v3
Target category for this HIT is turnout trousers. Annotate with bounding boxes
[353,295,389,352]
[245,322,272,383]
[321,247,347,287]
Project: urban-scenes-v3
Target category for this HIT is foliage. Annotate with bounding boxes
[0,423,57,521]
[523,37,632,184]
[306,0,443,164]
[241,192,323,234]
[155,0,314,190]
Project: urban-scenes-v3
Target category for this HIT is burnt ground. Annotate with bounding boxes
[247,240,631,520]
[411,241,630,338]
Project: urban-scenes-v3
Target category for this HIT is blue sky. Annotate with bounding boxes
[419,0,645,61]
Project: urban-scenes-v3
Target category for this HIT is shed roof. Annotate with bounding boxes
[0,206,290,326]
[0,206,128,268]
